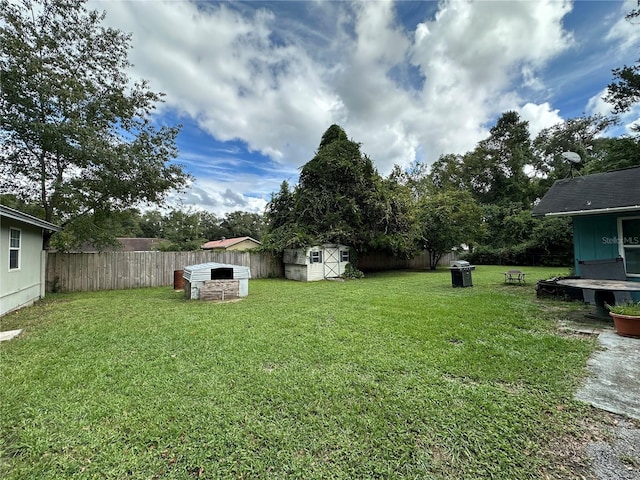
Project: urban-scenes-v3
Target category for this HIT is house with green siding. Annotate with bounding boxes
[533,166,640,301]
[0,205,61,316]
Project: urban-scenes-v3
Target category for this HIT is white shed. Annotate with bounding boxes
[183,262,251,300]
[283,244,351,282]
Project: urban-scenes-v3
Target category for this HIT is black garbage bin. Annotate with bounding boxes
[450,261,474,287]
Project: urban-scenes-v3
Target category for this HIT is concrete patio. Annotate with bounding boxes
[576,330,640,421]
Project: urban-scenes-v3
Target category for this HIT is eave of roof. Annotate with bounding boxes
[537,205,640,217]
[0,205,62,231]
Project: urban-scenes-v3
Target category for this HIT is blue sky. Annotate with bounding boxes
[91,0,640,217]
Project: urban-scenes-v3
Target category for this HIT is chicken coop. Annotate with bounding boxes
[183,262,251,300]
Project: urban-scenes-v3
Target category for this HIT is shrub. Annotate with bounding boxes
[342,262,364,279]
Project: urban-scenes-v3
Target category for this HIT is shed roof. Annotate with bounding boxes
[532,166,640,217]
[0,204,61,231]
[201,236,261,250]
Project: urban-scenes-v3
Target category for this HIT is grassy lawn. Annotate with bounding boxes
[0,266,598,479]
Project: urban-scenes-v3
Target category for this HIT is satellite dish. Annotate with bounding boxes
[561,151,582,178]
[561,151,581,164]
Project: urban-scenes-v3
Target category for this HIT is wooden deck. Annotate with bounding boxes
[557,279,640,292]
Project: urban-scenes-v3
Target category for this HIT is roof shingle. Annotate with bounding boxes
[532,167,640,217]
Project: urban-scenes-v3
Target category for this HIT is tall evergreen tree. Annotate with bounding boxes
[263,125,416,256]
[295,125,379,250]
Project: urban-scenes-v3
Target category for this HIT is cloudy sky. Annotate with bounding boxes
[90,0,640,217]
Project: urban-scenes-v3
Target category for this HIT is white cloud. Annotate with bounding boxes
[406,0,573,164]
[606,0,640,54]
[171,178,269,218]
[94,0,339,165]
[518,102,564,138]
[586,88,640,138]
[90,0,598,209]
[586,87,615,117]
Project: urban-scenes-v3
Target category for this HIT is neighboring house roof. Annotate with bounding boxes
[532,166,640,217]
[69,238,166,252]
[116,238,165,252]
[201,236,261,250]
[0,204,61,231]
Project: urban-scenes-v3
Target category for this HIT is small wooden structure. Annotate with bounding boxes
[183,262,251,300]
[284,244,350,282]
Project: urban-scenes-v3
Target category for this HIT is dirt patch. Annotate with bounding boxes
[543,410,640,480]
[587,414,640,480]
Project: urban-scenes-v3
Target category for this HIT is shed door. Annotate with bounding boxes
[323,248,340,278]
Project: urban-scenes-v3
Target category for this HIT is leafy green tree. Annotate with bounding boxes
[369,171,419,257]
[427,112,535,208]
[606,0,640,115]
[198,211,224,242]
[0,0,189,249]
[531,115,611,195]
[607,62,640,116]
[583,136,640,174]
[220,211,265,241]
[263,181,313,251]
[0,194,44,218]
[480,204,538,249]
[107,208,143,237]
[417,190,484,270]
[466,111,535,207]
[605,2,640,129]
[265,181,296,231]
[529,216,574,265]
[426,154,468,194]
[158,208,207,251]
[139,210,165,238]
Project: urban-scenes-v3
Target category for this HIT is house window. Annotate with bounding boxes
[619,217,640,276]
[310,251,323,263]
[340,250,349,262]
[9,228,21,270]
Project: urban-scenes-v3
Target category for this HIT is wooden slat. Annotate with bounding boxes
[46,250,283,292]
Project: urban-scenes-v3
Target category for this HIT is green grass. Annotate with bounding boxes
[0,266,596,479]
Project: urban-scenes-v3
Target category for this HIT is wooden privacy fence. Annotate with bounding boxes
[358,250,459,271]
[46,249,458,293]
[46,251,283,293]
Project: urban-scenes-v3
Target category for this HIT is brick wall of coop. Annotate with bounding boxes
[199,279,240,300]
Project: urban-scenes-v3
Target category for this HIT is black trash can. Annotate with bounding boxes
[450,261,474,287]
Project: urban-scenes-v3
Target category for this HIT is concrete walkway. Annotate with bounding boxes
[576,331,640,421]
[0,329,22,342]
